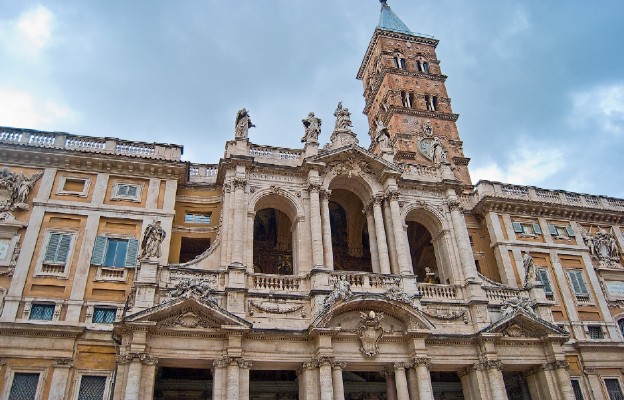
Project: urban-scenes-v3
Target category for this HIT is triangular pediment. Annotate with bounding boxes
[309,144,403,177]
[481,309,568,339]
[312,294,435,332]
[123,296,251,331]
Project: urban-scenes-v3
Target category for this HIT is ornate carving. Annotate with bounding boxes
[332,361,347,370]
[54,358,74,368]
[301,112,322,144]
[417,136,448,164]
[213,357,230,369]
[501,323,530,338]
[316,356,333,367]
[160,311,215,329]
[582,227,622,268]
[356,311,385,357]
[420,306,468,322]
[422,120,433,136]
[238,359,253,369]
[232,178,247,189]
[139,220,166,260]
[322,275,353,311]
[476,360,502,371]
[307,182,321,193]
[116,352,157,365]
[319,189,332,201]
[169,278,217,304]
[0,168,43,211]
[412,357,431,369]
[384,286,416,305]
[393,362,410,371]
[235,108,255,139]
[501,296,535,316]
[249,300,304,315]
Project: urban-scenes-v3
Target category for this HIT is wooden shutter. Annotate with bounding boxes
[56,234,72,263]
[537,269,553,294]
[532,224,543,235]
[125,238,139,267]
[569,271,588,295]
[91,236,108,266]
[565,226,575,237]
[126,185,138,198]
[548,224,558,236]
[44,233,61,263]
[512,222,524,233]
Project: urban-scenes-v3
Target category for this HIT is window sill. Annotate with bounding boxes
[35,264,68,279]
[94,266,128,282]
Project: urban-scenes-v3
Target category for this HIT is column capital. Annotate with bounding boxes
[331,361,347,370]
[475,360,502,371]
[316,356,334,367]
[320,189,332,200]
[302,359,318,370]
[139,353,158,366]
[213,357,231,369]
[393,362,410,371]
[53,358,74,368]
[411,357,431,369]
[238,359,253,369]
[457,366,472,378]
[307,182,322,193]
[232,178,247,189]
[379,365,394,377]
[446,198,462,212]
[385,190,400,201]
[373,194,385,206]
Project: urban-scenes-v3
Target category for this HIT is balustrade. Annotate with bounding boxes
[418,283,459,300]
[253,274,301,291]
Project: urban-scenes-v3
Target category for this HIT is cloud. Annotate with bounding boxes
[570,83,624,135]
[471,144,565,186]
[0,5,55,56]
[0,87,78,129]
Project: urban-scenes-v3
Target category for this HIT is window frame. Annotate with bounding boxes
[567,269,591,303]
[547,223,575,240]
[604,377,624,400]
[110,182,142,202]
[184,212,212,225]
[26,302,58,321]
[88,305,120,325]
[570,378,585,400]
[587,324,604,340]
[35,230,76,278]
[2,367,46,400]
[512,221,543,237]
[57,176,91,197]
[90,235,139,269]
[536,267,555,300]
[0,235,19,268]
[72,370,113,400]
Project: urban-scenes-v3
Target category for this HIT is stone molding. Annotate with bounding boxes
[117,353,158,365]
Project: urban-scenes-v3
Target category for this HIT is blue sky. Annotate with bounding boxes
[1,0,623,197]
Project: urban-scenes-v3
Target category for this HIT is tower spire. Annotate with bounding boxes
[377,0,413,35]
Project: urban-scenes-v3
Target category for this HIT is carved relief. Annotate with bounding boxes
[501,297,535,316]
[356,311,384,357]
[581,227,622,268]
[169,278,217,304]
[384,286,416,305]
[249,300,305,315]
[160,311,215,329]
[322,275,353,312]
[421,305,468,323]
[139,220,166,260]
[0,168,43,211]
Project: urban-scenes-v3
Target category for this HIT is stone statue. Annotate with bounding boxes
[375,120,391,150]
[234,108,256,139]
[425,267,436,284]
[582,227,621,268]
[501,296,535,316]
[301,112,322,144]
[0,167,43,211]
[356,311,384,357]
[140,220,166,259]
[522,253,537,288]
[429,137,447,164]
[334,102,353,131]
[323,275,353,310]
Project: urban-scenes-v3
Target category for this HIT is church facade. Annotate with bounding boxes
[0,2,623,400]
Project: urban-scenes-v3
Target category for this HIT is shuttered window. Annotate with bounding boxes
[536,268,554,295]
[43,233,73,264]
[91,236,139,268]
[568,270,589,297]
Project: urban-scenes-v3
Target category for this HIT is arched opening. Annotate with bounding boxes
[253,208,294,275]
[329,189,371,272]
[407,221,439,283]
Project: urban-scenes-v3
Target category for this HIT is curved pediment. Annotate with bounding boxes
[122,295,251,331]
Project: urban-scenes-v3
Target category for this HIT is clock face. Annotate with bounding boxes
[0,239,11,261]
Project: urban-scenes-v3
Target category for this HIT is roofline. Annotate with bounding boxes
[357,29,439,80]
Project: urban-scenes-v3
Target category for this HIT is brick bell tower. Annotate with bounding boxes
[357,0,472,185]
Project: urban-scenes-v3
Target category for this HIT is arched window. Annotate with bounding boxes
[401,91,412,108]
[393,53,407,70]
[407,221,438,283]
[329,194,372,273]
[253,208,294,275]
[422,62,430,74]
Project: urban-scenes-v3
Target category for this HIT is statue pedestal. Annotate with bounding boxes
[304,142,319,158]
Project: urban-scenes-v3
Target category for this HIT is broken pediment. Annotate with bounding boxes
[123,296,251,331]
[309,145,402,179]
[481,309,568,339]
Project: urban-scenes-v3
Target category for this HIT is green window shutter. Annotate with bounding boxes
[56,234,72,263]
[91,236,108,266]
[125,238,139,267]
[512,222,524,233]
[537,269,553,294]
[44,233,61,263]
[569,271,588,296]
[565,226,575,237]
[548,224,558,236]
[533,224,543,235]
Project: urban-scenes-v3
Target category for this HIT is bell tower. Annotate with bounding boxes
[357,0,471,184]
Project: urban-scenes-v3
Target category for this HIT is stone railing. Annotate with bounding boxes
[252,274,304,292]
[483,286,529,302]
[249,144,303,165]
[417,283,460,300]
[0,126,183,161]
[330,272,402,292]
[475,180,624,212]
[189,164,219,184]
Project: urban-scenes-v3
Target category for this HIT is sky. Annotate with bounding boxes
[1,0,623,198]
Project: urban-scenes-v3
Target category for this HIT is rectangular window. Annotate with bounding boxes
[184,213,212,224]
[29,304,55,321]
[536,268,554,297]
[92,307,116,324]
[111,183,141,201]
[77,375,107,400]
[91,236,139,268]
[588,325,603,339]
[58,176,90,196]
[571,379,584,400]
[548,224,575,239]
[605,378,624,400]
[43,232,73,265]
[8,372,40,400]
[512,222,542,236]
[568,270,589,298]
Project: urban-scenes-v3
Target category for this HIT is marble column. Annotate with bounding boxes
[227,358,241,400]
[383,200,399,274]
[372,196,391,274]
[231,178,247,265]
[393,363,411,400]
[331,361,346,400]
[320,190,334,269]
[301,360,320,400]
[388,191,412,275]
[382,366,398,400]
[139,355,158,398]
[482,361,508,400]
[551,361,575,400]
[213,358,228,400]
[238,359,252,400]
[124,357,143,400]
[413,358,434,400]
[47,359,73,400]
[308,183,325,267]
[318,357,334,400]
[447,197,478,280]
[364,208,381,273]
[406,367,419,400]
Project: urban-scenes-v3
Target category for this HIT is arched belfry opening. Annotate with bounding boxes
[252,194,298,275]
[406,208,449,284]
[327,181,373,272]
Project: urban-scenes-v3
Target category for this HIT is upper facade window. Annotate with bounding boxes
[185,213,212,224]
[29,303,55,321]
[604,378,624,400]
[92,307,117,324]
[76,375,108,399]
[425,95,438,111]
[111,183,141,201]
[37,231,75,277]
[57,176,90,197]
[8,372,41,399]
[567,269,590,302]
[513,221,542,237]
[416,60,430,74]
[91,236,139,268]
[548,224,575,240]
[401,91,414,109]
[393,53,406,70]
[536,267,555,300]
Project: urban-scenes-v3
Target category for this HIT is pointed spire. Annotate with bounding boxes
[377,0,413,35]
